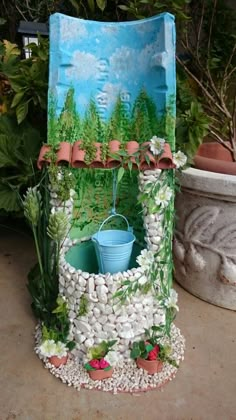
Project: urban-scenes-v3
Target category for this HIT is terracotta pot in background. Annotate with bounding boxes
[107,140,121,168]
[157,143,174,169]
[37,145,51,169]
[136,357,163,375]
[126,141,140,170]
[90,142,105,169]
[194,142,236,175]
[140,142,156,170]
[49,354,68,368]
[71,141,87,168]
[56,141,72,166]
[88,368,113,381]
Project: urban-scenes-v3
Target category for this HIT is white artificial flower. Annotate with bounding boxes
[173,151,187,168]
[136,249,154,271]
[164,289,179,311]
[155,186,172,208]
[149,136,165,155]
[105,351,120,367]
[39,339,57,357]
[138,274,148,285]
[54,341,68,358]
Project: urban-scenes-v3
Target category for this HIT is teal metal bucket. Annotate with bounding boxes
[91,214,136,274]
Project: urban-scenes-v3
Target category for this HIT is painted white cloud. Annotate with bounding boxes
[60,18,88,42]
[65,51,99,80]
[109,33,174,77]
[109,46,137,75]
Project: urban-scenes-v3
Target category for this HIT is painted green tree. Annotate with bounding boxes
[106,95,131,144]
[48,87,175,147]
[130,89,158,143]
[57,87,81,143]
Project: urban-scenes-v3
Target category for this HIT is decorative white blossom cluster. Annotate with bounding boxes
[149,136,165,155]
[136,249,155,285]
[147,137,187,210]
[39,339,68,358]
[172,151,187,168]
[149,136,187,169]
[155,185,173,208]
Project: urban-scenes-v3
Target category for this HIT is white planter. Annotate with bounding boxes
[174,168,236,310]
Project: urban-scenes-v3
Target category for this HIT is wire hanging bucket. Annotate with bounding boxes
[91,213,136,274]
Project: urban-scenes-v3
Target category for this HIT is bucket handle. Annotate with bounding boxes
[98,213,132,234]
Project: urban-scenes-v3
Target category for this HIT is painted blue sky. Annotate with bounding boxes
[49,13,176,119]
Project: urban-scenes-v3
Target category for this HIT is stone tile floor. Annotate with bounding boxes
[0,226,235,420]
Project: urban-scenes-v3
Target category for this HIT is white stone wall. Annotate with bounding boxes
[58,260,165,359]
[139,170,164,253]
[52,169,169,360]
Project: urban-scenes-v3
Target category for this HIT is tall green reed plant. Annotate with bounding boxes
[23,169,69,329]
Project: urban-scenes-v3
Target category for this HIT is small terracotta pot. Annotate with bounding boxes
[107,140,121,168]
[71,141,87,168]
[140,142,156,170]
[157,143,174,169]
[194,142,236,175]
[49,354,68,368]
[88,368,113,381]
[56,141,72,166]
[126,141,140,170]
[136,357,163,375]
[37,145,51,170]
[90,142,105,169]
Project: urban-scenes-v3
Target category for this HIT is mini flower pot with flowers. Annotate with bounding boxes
[84,340,117,381]
[39,338,75,367]
[130,326,178,375]
[36,298,76,368]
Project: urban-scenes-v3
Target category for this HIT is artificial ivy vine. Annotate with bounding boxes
[113,169,178,337]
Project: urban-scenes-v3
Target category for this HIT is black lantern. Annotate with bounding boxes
[18,21,49,58]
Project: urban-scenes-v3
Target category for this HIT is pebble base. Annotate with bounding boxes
[35,324,185,394]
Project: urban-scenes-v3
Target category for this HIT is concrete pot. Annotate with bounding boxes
[174,168,236,310]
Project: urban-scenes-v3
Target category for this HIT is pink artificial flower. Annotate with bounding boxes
[147,345,160,361]
[99,358,110,369]
[89,359,100,369]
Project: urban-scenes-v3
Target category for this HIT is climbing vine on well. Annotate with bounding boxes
[113,167,182,338]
